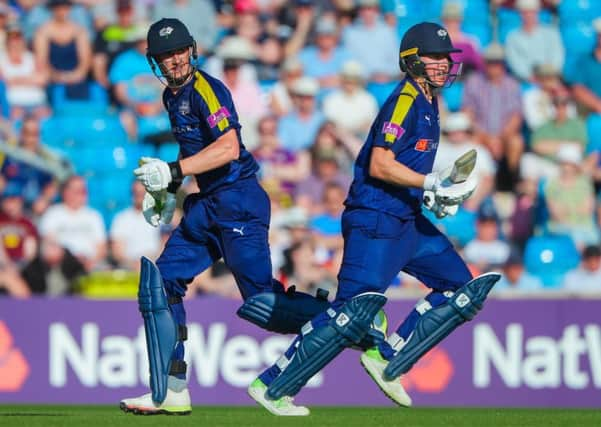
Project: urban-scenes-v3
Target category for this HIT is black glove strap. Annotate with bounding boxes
[167,161,184,194]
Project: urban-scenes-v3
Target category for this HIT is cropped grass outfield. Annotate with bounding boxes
[1,406,601,427]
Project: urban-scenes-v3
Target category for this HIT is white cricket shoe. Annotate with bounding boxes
[361,348,412,407]
[119,388,192,415]
[247,378,310,416]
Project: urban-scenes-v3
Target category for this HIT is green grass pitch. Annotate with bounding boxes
[1,406,600,427]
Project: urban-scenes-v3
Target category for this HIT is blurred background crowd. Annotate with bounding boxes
[1,0,601,300]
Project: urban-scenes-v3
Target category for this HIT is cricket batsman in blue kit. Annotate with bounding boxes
[119,18,344,415]
[249,22,501,415]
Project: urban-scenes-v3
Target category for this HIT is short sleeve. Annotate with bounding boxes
[192,73,240,141]
[372,93,416,150]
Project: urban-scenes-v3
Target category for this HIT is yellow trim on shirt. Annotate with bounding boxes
[385,81,418,143]
[193,71,230,132]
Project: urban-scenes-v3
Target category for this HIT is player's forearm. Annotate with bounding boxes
[179,129,240,176]
[369,147,425,188]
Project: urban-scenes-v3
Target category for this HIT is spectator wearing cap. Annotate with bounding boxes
[33,0,93,99]
[298,17,352,92]
[434,112,496,210]
[522,63,576,132]
[295,142,352,215]
[277,76,325,152]
[217,36,266,149]
[342,0,399,82]
[440,2,484,75]
[153,0,217,55]
[571,18,601,114]
[562,245,601,294]
[322,60,378,137]
[0,21,49,119]
[493,248,543,293]
[543,145,599,248]
[463,43,524,190]
[463,203,511,272]
[92,0,147,89]
[108,25,169,141]
[504,0,564,82]
[269,56,303,116]
[525,91,588,181]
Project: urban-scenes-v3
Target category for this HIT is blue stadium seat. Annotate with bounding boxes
[586,113,601,154]
[462,0,489,21]
[524,234,580,287]
[442,80,464,112]
[157,143,180,161]
[422,206,477,247]
[558,0,601,25]
[366,82,398,107]
[462,22,492,47]
[50,82,109,116]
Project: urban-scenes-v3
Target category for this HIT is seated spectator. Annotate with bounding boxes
[22,0,93,43]
[21,237,85,296]
[523,63,576,132]
[256,36,284,83]
[33,0,92,99]
[562,245,601,294]
[571,18,601,114]
[109,181,162,271]
[0,115,70,215]
[434,112,496,211]
[278,238,335,294]
[269,56,303,117]
[89,0,148,31]
[342,0,399,83]
[323,61,378,138]
[463,203,511,271]
[544,145,599,247]
[310,121,361,174]
[0,4,18,56]
[109,25,168,141]
[277,76,325,152]
[92,0,144,89]
[440,2,484,75]
[153,0,217,55]
[295,149,351,215]
[504,0,564,82]
[463,43,524,190]
[218,36,266,150]
[298,17,352,93]
[252,115,310,195]
[38,175,107,272]
[0,187,38,268]
[0,22,49,120]
[493,248,543,293]
[522,91,588,181]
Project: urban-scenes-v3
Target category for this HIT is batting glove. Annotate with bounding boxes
[134,157,183,193]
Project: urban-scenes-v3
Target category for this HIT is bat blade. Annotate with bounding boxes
[449,149,477,183]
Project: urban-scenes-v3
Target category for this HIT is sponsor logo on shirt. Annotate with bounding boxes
[414,138,438,152]
[179,100,190,115]
[207,106,231,128]
[381,121,405,141]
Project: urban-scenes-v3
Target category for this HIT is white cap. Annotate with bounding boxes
[340,60,365,80]
[282,56,303,73]
[218,36,256,61]
[516,0,540,11]
[443,112,472,132]
[291,76,319,96]
[556,144,582,165]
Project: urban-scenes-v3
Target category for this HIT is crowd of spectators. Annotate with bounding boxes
[1,0,601,299]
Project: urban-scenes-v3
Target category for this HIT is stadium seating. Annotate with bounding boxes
[524,234,580,287]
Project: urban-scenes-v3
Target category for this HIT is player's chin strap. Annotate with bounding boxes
[138,256,187,404]
[383,273,501,381]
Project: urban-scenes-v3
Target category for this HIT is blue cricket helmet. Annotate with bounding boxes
[147,18,195,57]
[399,22,462,86]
